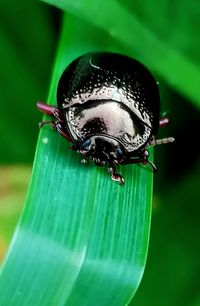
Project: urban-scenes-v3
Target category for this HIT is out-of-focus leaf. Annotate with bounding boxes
[0,166,31,255]
[43,0,200,109]
[0,0,58,163]
[131,161,200,306]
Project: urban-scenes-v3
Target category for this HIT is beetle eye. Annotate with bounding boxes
[143,149,149,158]
[81,139,91,150]
[116,147,123,157]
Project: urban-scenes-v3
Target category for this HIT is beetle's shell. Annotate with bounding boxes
[57,52,160,152]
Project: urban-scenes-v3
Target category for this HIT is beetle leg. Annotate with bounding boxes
[39,120,55,128]
[53,121,73,142]
[37,102,73,142]
[108,166,125,184]
[150,117,175,146]
[39,119,73,143]
[142,159,157,172]
[36,102,63,121]
[120,151,157,172]
[159,117,170,128]
[123,158,157,172]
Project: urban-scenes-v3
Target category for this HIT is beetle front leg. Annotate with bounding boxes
[39,119,73,143]
[37,101,73,142]
[54,121,73,142]
[108,166,125,184]
[37,101,62,120]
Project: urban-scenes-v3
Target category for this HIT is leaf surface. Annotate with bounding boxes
[0,14,153,306]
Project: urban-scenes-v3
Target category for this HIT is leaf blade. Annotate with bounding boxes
[0,14,153,306]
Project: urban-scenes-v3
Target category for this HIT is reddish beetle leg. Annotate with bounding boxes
[36,101,73,142]
[37,101,62,119]
[159,117,170,128]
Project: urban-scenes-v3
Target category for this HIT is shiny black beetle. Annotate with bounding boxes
[37,52,174,184]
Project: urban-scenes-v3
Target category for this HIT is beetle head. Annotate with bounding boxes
[79,135,125,166]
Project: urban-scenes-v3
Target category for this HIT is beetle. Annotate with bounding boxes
[37,52,174,184]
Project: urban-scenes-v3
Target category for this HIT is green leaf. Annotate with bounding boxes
[43,0,200,109]
[0,14,153,305]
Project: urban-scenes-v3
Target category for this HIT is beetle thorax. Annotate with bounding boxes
[66,100,152,153]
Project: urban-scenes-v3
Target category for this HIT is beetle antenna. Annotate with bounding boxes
[150,137,175,146]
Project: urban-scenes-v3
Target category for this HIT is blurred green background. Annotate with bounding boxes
[0,0,200,305]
